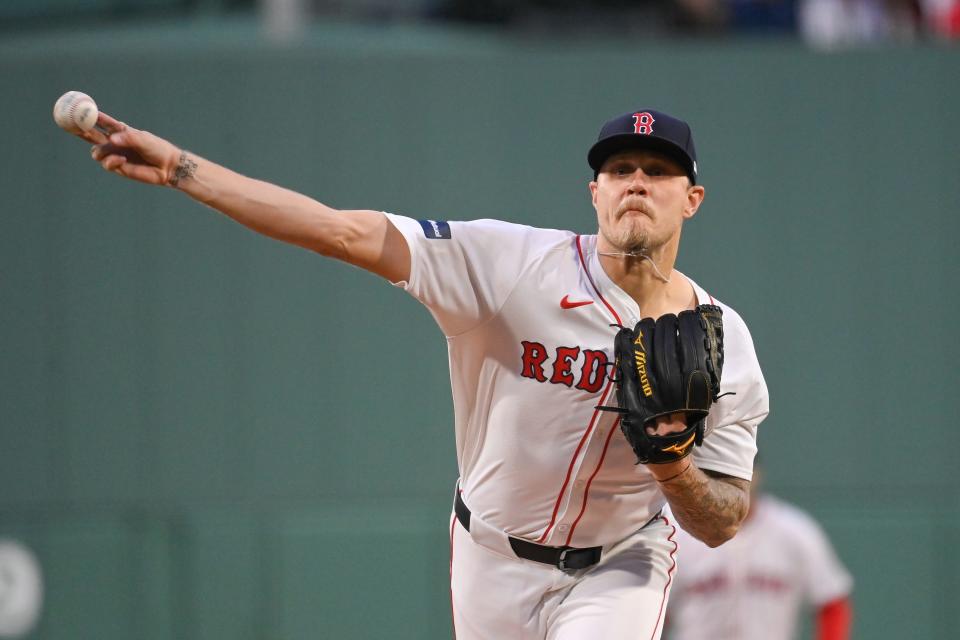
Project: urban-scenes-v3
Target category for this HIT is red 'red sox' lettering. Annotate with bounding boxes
[520,341,609,393]
[520,341,549,382]
[576,349,609,393]
[550,346,581,386]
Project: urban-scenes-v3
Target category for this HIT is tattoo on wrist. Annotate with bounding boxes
[656,461,692,484]
[659,470,750,544]
[169,151,197,187]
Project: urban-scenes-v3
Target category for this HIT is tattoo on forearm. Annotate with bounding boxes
[658,467,750,545]
[169,151,197,187]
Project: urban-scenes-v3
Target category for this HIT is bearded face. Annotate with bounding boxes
[590,150,700,256]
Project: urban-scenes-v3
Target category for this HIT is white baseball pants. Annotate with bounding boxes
[449,513,678,640]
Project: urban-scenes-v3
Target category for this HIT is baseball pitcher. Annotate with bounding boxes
[75,106,769,640]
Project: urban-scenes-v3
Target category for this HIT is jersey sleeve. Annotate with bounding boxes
[383,213,571,337]
[692,304,769,480]
[792,509,854,606]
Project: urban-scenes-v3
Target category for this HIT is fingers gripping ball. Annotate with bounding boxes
[602,305,726,464]
[53,91,98,133]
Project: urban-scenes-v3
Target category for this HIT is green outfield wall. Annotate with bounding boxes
[1,20,958,639]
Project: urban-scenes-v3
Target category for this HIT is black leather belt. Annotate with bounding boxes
[454,491,603,571]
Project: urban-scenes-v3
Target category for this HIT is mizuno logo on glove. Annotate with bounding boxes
[598,305,727,465]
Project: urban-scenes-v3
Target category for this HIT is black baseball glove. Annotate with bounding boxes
[601,304,726,465]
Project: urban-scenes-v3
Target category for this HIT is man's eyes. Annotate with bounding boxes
[613,165,664,176]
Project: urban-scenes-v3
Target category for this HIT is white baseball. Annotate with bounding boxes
[53,91,99,133]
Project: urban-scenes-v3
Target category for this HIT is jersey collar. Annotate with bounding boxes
[583,235,712,325]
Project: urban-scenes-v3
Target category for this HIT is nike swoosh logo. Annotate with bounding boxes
[560,295,594,310]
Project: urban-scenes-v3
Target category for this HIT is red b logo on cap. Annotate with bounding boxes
[633,112,655,135]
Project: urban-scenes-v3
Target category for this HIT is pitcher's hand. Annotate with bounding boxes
[85,112,181,186]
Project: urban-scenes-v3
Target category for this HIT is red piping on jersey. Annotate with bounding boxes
[537,380,615,544]
[648,514,679,640]
[563,415,621,546]
[537,236,624,545]
[575,236,623,326]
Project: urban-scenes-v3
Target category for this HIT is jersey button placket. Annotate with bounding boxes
[564,418,605,537]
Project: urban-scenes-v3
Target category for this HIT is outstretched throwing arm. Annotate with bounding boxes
[79,112,410,283]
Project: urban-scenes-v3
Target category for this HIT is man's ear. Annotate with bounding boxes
[684,185,705,219]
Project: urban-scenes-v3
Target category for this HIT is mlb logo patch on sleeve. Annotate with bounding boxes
[418,219,452,239]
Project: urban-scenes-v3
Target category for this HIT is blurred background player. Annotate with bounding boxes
[664,462,853,640]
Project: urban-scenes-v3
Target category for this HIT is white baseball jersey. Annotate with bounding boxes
[384,214,769,639]
[666,495,853,640]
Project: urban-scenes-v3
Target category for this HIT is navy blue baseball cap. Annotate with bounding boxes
[588,109,698,184]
